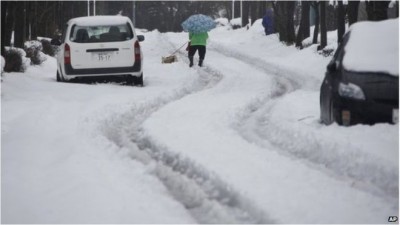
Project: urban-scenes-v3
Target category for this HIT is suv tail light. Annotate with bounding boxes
[64,43,71,64]
[134,41,141,61]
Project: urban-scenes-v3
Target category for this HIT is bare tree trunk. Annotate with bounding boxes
[275,2,285,42]
[348,1,360,25]
[366,1,390,21]
[24,1,30,41]
[312,2,319,44]
[275,1,295,45]
[272,2,279,34]
[259,1,266,19]
[242,1,250,28]
[337,0,346,44]
[31,1,38,40]
[1,1,8,55]
[4,1,15,47]
[286,1,296,45]
[326,4,337,31]
[319,1,327,50]
[295,1,310,48]
[249,1,258,26]
[304,2,310,39]
[234,0,240,19]
[14,1,25,48]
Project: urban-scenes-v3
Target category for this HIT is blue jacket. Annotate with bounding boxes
[262,9,274,35]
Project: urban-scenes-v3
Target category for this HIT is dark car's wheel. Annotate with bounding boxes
[56,71,66,82]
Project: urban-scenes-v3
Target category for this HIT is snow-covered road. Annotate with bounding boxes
[2,21,398,223]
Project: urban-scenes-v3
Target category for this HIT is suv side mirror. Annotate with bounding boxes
[50,38,62,46]
[137,35,145,42]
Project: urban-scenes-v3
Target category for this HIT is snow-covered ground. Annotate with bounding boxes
[1,19,398,223]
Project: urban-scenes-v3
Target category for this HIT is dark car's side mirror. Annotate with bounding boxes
[137,35,145,42]
[327,61,338,73]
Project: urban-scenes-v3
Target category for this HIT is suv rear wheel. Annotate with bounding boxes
[126,73,143,86]
[56,71,61,82]
[56,71,65,82]
[134,73,143,86]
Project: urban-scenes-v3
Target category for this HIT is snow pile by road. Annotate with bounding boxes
[2,19,398,224]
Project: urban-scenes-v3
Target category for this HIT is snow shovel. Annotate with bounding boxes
[162,41,189,64]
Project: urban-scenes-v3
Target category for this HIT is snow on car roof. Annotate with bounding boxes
[342,18,399,76]
[68,15,132,26]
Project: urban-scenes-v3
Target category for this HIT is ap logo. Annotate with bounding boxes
[388,216,398,223]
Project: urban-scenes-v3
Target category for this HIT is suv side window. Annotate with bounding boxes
[69,24,77,41]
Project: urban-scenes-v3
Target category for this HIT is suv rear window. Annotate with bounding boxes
[69,23,133,43]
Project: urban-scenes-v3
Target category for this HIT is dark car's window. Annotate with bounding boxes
[69,23,133,43]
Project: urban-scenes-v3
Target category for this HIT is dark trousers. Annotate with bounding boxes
[188,45,206,60]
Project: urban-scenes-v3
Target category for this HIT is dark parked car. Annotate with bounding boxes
[320,19,399,126]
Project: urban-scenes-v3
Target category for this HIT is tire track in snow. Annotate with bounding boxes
[209,42,398,202]
[98,33,273,224]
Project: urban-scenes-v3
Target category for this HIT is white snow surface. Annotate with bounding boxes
[343,18,399,76]
[2,20,398,224]
[230,17,242,26]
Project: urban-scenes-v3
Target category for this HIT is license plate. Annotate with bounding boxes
[93,52,112,62]
[393,109,398,124]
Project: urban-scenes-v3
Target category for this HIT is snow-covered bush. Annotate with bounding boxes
[215,18,229,27]
[215,18,232,31]
[3,48,26,72]
[41,39,58,56]
[25,40,47,65]
[230,17,242,30]
[25,46,43,65]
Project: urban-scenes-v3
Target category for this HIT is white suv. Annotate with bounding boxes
[56,16,144,86]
